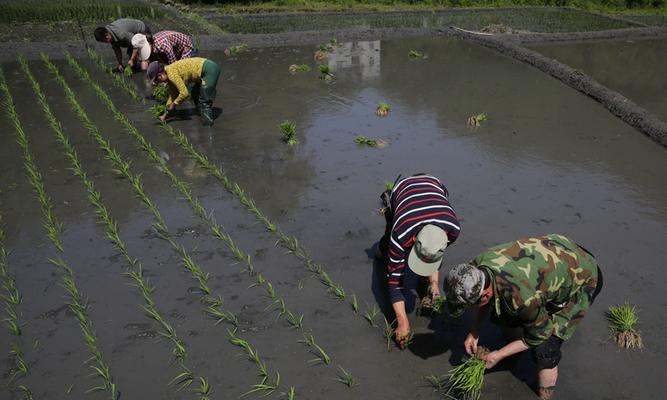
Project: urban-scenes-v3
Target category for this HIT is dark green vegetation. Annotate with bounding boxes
[0,0,164,24]
[178,0,666,14]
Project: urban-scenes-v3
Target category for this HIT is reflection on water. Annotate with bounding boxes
[327,40,381,80]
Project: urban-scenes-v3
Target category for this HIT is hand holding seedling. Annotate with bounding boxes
[465,331,480,355]
[478,350,502,369]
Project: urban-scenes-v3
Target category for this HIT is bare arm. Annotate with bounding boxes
[480,339,530,369]
[392,300,410,348]
[112,44,123,68]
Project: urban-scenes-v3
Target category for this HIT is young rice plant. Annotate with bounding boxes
[279,120,298,146]
[606,303,643,349]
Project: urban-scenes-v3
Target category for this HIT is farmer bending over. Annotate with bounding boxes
[94,18,150,73]
[130,31,195,70]
[443,234,603,400]
[378,174,460,348]
[147,58,221,126]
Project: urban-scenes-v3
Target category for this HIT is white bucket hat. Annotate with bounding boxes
[131,33,151,61]
[407,224,448,276]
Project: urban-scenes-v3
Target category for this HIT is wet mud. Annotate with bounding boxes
[2,9,667,400]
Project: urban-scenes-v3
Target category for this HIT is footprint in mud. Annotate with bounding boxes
[123,323,157,341]
[37,304,69,320]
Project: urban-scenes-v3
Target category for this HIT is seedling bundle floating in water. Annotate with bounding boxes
[606,303,643,349]
[445,348,487,400]
[354,135,386,149]
[375,101,390,117]
[467,113,487,127]
[225,43,249,56]
[318,64,334,82]
[409,50,427,59]
[279,120,298,146]
[288,64,311,74]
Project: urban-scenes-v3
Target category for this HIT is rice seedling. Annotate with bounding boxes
[39,55,210,397]
[354,135,387,149]
[68,54,321,387]
[431,296,446,314]
[279,120,298,146]
[329,37,339,48]
[318,64,333,81]
[409,50,427,59]
[607,303,643,349]
[285,310,304,330]
[86,48,142,102]
[123,66,133,77]
[445,349,487,400]
[150,104,168,120]
[282,386,296,400]
[384,181,395,192]
[224,43,249,56]
[0,221,23,338]
[300,333,331,365]
[381,317,396,351]
[424,374,447,393]
[288,64,311,74]
[467,113,487,127]
[350,294,359,313]
[153,84,168,102]
[364,304,380,327]
[375,101,390,117]
[8,343,28,382]
[6,61,122,398]
[335,366,356,388]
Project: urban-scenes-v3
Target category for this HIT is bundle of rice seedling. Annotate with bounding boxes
[124,66,133,77]
[431,296,446,314]
[318,64,333,81]
[279,120,298,146]
[224,43,249,56]
[354,135,386,148]
[375,101,390,117]
[607,303,643,349]
[153,84,167,101]
[288,64,311,74]
[467,113,487,127]
[445,348,487,400]
[150,104,167,119]
[409,50,427,59]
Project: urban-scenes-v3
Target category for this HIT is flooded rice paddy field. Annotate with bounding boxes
[531,38,667,122]
[1,34,667,400]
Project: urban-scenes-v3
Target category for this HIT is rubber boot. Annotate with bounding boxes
[200,101,214,127]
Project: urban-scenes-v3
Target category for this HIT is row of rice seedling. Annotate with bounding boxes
[86,47,143,103]
[0,213,31,399]
[46,54,283,397]
[66,52,339,370]
[1,64,117,399]
[36,55,210,399]
[84,49,386,346]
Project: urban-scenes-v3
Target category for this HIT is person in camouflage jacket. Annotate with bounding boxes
[443,234,603,400]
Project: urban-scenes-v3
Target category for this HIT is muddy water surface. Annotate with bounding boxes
[1,33,666,400]
[532,38,667,122]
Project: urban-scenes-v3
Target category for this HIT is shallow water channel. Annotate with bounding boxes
[1,33,666,400]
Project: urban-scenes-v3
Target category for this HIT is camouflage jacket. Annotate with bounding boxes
[473,234,598,347]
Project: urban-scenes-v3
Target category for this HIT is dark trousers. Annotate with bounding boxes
[190,59,220,126]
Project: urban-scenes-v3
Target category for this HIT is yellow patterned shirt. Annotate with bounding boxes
[164,57,206,106]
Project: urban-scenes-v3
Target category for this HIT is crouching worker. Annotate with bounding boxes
[443,234,603,400]
[147,58,220,126]
[379,174,461,348]
[94,18,150,73]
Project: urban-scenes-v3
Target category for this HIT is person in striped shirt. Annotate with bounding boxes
[379,174,461,348]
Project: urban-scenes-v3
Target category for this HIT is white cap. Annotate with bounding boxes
[131,34,151,61]
[407,224,448,276]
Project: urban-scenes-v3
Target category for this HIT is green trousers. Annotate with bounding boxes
[190,59,220,126]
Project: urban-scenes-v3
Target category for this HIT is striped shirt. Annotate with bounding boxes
[152,31,194,65]
[387,175,461,303]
